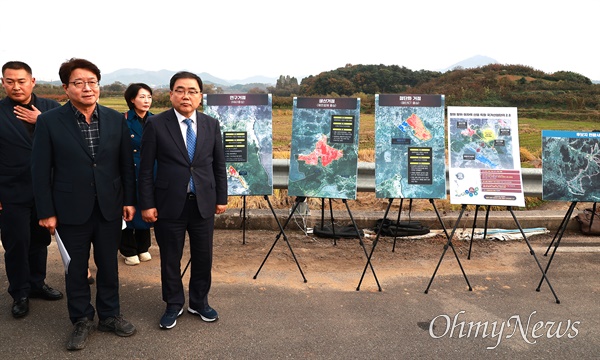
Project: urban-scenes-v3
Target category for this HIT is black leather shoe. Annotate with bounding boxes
[12,297,29,318]
[30,284,63,301]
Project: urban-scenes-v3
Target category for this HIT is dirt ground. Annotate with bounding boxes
[200,192,579,291]
[200,227,555,292]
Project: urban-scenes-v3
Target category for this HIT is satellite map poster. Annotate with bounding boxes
[288,97,360,199]
[542,130,600,201]
[447,106,525,207]
[374,94,446,199]
[203,93,273,196]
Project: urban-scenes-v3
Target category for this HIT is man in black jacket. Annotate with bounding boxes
[0,61,63,319]
[32,58,137,350]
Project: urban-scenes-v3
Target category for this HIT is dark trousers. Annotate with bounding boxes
[120,228,151,257]
[57,202,121,323]
[0,201,51,300]
[154,196,214,310]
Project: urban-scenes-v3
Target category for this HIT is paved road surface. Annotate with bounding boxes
[0,227,598,359]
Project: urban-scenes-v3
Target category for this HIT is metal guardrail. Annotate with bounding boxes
[272,159,543,197]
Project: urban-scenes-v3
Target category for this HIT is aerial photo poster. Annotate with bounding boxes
[288,97,360,199]
[374,94,446,199]
[203,93,273,196]
[542,130,600,202]
[447,106,525,207]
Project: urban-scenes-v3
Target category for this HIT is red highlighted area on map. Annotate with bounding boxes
[227,165,248,189]
[298,135,343,166]
[406,114,432,141]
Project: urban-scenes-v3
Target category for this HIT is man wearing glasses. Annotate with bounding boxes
[0,61,63,319]
[138,71,227,330]
[31,58,137,350]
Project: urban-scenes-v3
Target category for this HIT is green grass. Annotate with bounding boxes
[518,118,599,154]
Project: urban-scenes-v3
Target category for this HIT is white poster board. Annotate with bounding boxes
[447,106,525,207]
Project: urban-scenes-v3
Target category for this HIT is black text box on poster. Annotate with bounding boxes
[329,115,355,144]
[408,147,432,185]
[223,131,247,162]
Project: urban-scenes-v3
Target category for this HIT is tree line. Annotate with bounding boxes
[4,63,598,119]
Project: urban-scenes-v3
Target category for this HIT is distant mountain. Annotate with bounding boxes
[440,55,499,72]
[97,68,276,88]
[228,75,277,85]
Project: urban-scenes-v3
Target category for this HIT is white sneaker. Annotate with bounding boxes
[138,252,152,262]
[124,255,140,266]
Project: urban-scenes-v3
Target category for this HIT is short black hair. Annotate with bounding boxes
[169,71,203,92]
[58,58,101,85]
[124,83,153,110]
[2,61,33,77]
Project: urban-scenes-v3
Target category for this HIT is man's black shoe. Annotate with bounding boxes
[29,284,63,301]
[12,297,29,318]
[98,315,136,337]
[67,318,94,351]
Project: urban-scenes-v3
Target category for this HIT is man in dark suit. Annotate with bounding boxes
[138,71,227,330]
[31,58,137,351]
[0,61,64,319]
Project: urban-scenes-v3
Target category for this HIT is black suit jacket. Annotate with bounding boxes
[0,94,60,205]
[31,102,136,225]
[138,109,227,219]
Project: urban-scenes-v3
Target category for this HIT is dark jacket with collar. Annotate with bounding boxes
[125,109,154,229]
[0,94,60,205]
[31,102,136,225]
[138,108,227,220]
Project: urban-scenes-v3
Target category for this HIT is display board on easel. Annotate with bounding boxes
[374,94,446,199]
[288,97,360,200]
[203,93,273,196]
[542,130,600,201]
[447,106,525,207]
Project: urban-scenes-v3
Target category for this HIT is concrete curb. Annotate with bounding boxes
[215,209,580,232]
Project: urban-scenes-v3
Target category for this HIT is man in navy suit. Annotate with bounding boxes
[138,71,227,330]
[31,58,137,350]
[0,61,63,319]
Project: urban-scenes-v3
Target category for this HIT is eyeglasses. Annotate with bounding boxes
[173,88,200,96]
[69,80,99,89]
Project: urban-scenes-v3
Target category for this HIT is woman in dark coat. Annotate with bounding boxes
[120,83,154,265]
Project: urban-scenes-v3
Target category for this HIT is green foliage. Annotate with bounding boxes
[298,64,440,96]
[546,71,592,85]
[102,81,127,93]
[268,75,300,97]
[407,64,600,116]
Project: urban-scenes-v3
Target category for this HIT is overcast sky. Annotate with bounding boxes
[3,0,599,82]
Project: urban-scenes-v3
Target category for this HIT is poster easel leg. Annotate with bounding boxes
[344,199,381,291]
[506,206,560,303]
[253,196,307,282]
[468,205,480,260]
[425,204,473,293]
[242,195,247,245]
[536,201,577,293]
[391,198,405,252]
[544,201,577,256]
[429,199,450,239]
[468,205,490,260]
[356,199,393,291]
